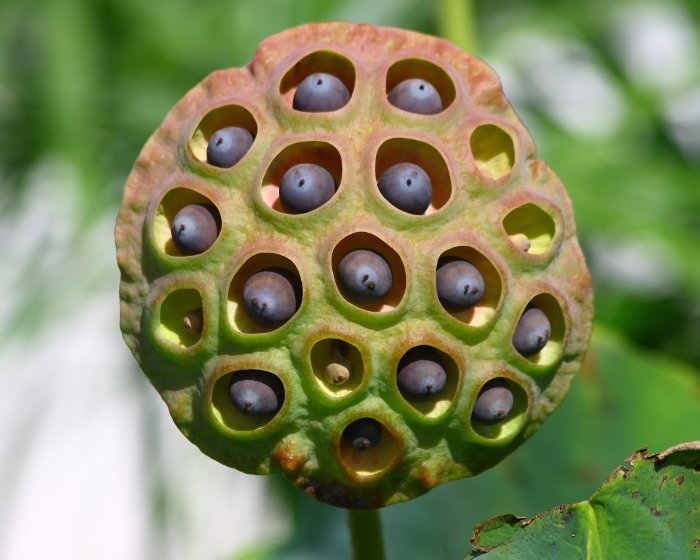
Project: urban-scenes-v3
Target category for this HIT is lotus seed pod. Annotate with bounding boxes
[115,22,594,509]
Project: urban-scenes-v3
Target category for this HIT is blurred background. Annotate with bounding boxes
[1,0,699,558]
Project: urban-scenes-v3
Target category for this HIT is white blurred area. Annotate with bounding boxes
[0,160,287,560]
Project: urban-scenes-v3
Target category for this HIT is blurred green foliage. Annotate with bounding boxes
[2,0,698,558]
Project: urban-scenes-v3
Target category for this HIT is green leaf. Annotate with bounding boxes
[467,442,700,559]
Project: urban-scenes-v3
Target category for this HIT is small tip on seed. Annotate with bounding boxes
[510,233,531,252]
[325,362,351,385]
[182,308,204,333]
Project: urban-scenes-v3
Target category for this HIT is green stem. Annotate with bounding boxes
[437,0,478,54]
[347,508,385,560]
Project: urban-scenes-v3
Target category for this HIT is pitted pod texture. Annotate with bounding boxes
[115,22,594,509]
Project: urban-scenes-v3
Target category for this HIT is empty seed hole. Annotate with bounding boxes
[386,58,456,112]
[503,203,556,255]
[261,141,342,213]
[332,232,406,312]
[155,289,204,349]
[435,247,503,327]
[471,376,528,440]
[375,138,452,214]
[470,124,516,181]
[396,345,459,418]
[227,253,302,334]
[513,293,566,366]
[211,369,285,432]
[190,105,257,165]
[153,188,222,257]
[310,338,364,398]
[338,418,402,481]
[279,50,355,111]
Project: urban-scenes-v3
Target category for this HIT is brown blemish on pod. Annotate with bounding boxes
[272,439,308,472]
[279,49,356,111]
[375,136,452,215]
[417,458,449,489]
[189,104,257,164]
[151,186,222,257]
[260,140,342,212]
[385,57,457,113]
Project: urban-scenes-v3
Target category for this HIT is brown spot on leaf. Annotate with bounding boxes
[631,491,640,499]
[650,507,662,517]
[658,474,668,490]
[676,475,685,485]
[693,538,700,548]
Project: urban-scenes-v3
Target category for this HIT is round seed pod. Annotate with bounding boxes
[116,22,593,510]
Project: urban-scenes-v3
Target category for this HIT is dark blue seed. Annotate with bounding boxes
[343,418,382,451]
[512,307,550,357]
[337,249,392,302]
[293,73,350,112]
[206,127,254,168]
[436,258,484,311]
[377,163,432,214]
[280,163,336,213]
[229,370,284,416]
[472,379,514,425]
[387,78,443,115]
[397,346,447,401]
[170,204,220,255]
[242,268,300,328]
